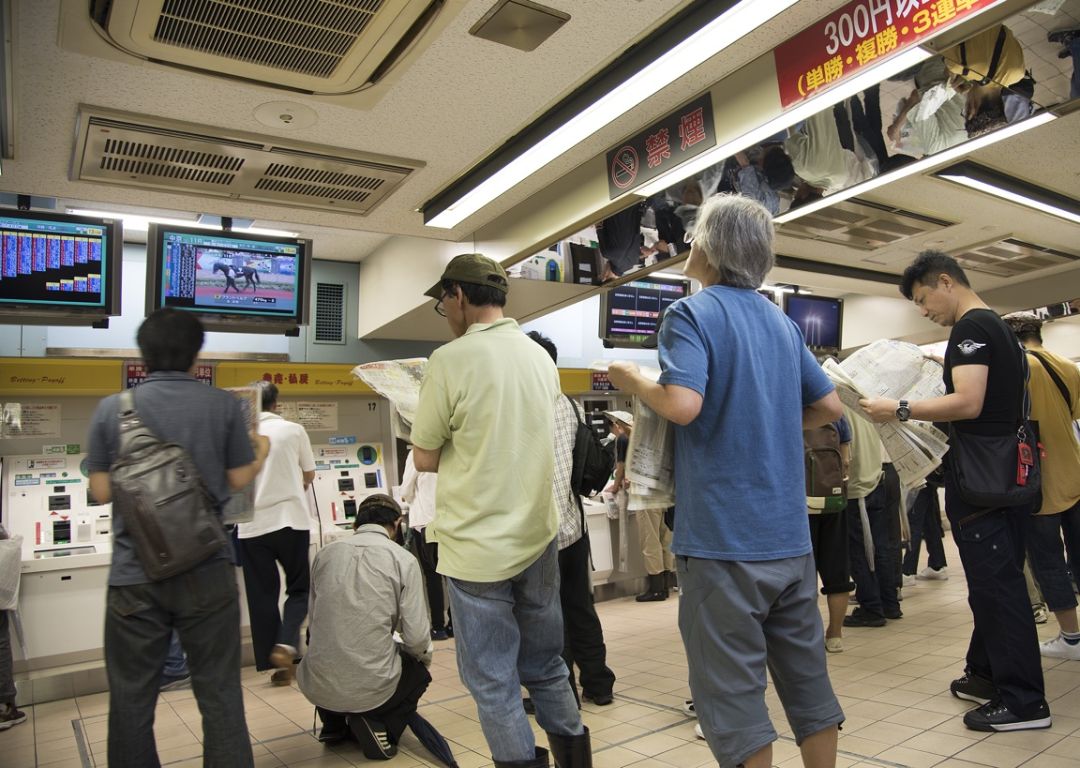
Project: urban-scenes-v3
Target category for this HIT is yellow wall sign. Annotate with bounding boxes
[214,363,374,395]
[0,358,123,396]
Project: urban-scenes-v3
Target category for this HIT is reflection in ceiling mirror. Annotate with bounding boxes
[651,0,1080,230]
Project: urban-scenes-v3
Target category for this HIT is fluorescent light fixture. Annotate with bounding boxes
[934,165,1080,226]
[634,46,932,198]
[772,111,1057,224]
[67,208,299,237]
[425,0,801,229]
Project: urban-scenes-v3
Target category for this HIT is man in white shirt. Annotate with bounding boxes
[237,382,316,685]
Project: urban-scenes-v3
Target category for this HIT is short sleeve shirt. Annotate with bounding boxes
[237,411,316,539]
[86,372,254,585]
[944,309,1024,436]
[657,286,834,561]
[410,318,561,581]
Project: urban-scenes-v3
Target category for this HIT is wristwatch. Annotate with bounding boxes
[896,399,911,422]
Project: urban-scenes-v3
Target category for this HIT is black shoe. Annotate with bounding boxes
[431,628,451,641]
[636,573,668,602]
[581,690,613,705]
[950,672,997,705]
[493,747,551,768]
[1048,27,1079,45]
[317,724,348,744]
[963,699,1052,732]
[547,726,591,768]
[883,607,903,620]
[348,714,397,760]
[523,697,536,715]
[843,610,886,627]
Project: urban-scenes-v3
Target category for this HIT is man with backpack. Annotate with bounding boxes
[527,331,616,708]
[86,308,269,767]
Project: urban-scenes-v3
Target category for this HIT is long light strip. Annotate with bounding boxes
[68,208,299,238]
[634,46,932,197]
[771,111,1057,224]
[934,173,1080,225]
[425,0,800,229]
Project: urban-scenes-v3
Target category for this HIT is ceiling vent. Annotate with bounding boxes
[88,0,445,94]
[951,239,1080,278]
[314,282,347,344]
[72,105,423,215]
[777,199,952,251]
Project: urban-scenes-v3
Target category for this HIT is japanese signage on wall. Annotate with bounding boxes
[774,0,999,108]
[278,401,339,432]
[124,361,214,388]
[2,403,62,438]
[604,93,715,199]
[591,371,616,392]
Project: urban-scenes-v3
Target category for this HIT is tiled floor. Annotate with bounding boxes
[8,535,1080,768]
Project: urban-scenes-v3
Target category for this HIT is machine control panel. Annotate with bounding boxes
[309,443,388,531]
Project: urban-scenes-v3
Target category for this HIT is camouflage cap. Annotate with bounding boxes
[424,253,509,300]
[1003,312,1043,335]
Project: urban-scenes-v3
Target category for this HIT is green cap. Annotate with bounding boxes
[424,253,509,300]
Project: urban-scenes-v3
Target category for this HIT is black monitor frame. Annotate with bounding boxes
[0,208,123,326]
[598,273,692,349]
[783,293,844,354]
[145,223,311,335]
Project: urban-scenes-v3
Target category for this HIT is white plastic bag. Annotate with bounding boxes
[0,535,23,611]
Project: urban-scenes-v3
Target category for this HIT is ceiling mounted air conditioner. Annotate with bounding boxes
[88,0,445,94]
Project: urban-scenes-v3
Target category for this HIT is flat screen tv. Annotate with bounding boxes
[599,274,691,348]
[146,224,311,334]
[784,293,843,353]
[0,209,122,325]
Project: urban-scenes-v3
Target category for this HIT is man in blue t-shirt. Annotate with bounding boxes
[609,194,844,768]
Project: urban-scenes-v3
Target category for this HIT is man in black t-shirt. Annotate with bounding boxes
[860,251,1050,734]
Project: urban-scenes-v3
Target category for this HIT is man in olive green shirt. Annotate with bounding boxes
[410,254,590,768]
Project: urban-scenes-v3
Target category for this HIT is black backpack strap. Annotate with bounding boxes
[985,26,1008,86]
[1029,350,1074,413]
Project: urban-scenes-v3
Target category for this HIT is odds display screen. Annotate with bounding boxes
[155,230,302,318]
[602,275,690,347]
[0,214,110,308]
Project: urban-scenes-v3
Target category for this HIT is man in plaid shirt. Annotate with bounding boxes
[528,332,616,707]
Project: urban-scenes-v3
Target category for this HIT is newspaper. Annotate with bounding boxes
[351,359,428,441]
[823,340,949,488]
[221,386,261,525]
[590,361,675,510]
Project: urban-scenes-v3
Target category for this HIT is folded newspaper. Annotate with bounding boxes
[590,362,675,510]
[351,359,428,441]
[822,339,949,489]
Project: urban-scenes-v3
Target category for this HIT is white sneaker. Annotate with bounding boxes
[1034,605,1050,625]
[916,566,948,581]
[825,636,844,653]
[902,574,916,587]
[694,723,705,739]
[1040,634,1080,660]
[681,699,696,717]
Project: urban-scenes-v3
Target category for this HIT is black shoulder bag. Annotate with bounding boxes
[947,347,1041,509]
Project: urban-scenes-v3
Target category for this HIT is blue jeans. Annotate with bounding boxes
[447,540,583,762]
[163,631,188,678]
[106,560,253,767]
[1025,500,1080,612]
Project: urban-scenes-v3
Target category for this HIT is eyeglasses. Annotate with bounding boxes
[434,290,452,317]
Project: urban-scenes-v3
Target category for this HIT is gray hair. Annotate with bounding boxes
[691,194,775,288]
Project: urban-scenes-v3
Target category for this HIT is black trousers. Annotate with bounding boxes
[559,534,616,698]
[944,472,1046,717]
[411,526,449,631]
[317,653,432,744]
[882,463,903,590]
[238,527,310,671]
[847,483,900,616]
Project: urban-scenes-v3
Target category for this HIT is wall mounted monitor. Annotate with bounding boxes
[599,274,691,348]
[0,209,122,325]
[784,293,843,354]
[146,224,311,334]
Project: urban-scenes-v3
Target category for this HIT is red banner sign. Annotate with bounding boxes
[774,0,998,108]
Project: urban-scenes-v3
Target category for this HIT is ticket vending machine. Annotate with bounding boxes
[2,454,113,666]
[309,442,389,541]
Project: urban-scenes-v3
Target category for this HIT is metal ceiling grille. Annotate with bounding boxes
[153,0,385,77]
[777,200,952,252]
[75,108,421,214]
[314,282,346,344]
[952,239,1080,278]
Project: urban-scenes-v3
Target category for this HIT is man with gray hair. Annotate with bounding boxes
[609,194,844,768]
